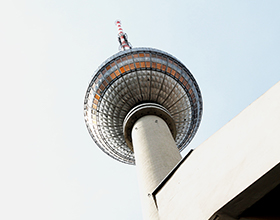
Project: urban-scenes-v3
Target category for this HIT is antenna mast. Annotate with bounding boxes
[115,20,131,51]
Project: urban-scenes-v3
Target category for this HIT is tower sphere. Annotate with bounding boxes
[84,47,202,165]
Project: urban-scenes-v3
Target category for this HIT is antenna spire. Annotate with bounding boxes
[115,20,131,51]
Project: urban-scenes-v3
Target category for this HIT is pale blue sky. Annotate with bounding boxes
[0,1,279,219]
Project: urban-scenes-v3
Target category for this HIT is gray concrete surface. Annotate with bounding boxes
[154,81,280,220]
[132,115,182,220]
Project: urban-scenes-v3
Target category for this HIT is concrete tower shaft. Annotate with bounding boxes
[132,115,182,219]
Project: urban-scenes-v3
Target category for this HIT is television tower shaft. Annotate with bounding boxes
[115,20,131,51]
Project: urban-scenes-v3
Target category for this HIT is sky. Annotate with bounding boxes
[0,1,279,219]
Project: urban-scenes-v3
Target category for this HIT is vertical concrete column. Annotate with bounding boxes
[132,115,182,220]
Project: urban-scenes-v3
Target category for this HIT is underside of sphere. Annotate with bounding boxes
[84,48,202,165]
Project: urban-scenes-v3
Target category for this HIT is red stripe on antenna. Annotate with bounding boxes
[115,20,131,51]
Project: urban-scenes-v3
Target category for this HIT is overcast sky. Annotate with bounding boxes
[0,1,279,219]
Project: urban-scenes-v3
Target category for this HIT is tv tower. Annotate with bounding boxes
[84,21,202,219]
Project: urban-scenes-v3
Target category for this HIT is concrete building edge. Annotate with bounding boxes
[151,149,194,205]
[209,162,280,220]
[153,81,280,219]
[199,80,280,146]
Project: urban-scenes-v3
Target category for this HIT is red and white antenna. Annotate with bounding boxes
[115,20,131,51]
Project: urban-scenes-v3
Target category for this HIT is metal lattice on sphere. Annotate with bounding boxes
[84,47,202,165]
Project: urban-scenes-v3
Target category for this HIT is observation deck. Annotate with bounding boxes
[84,47,202,165]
